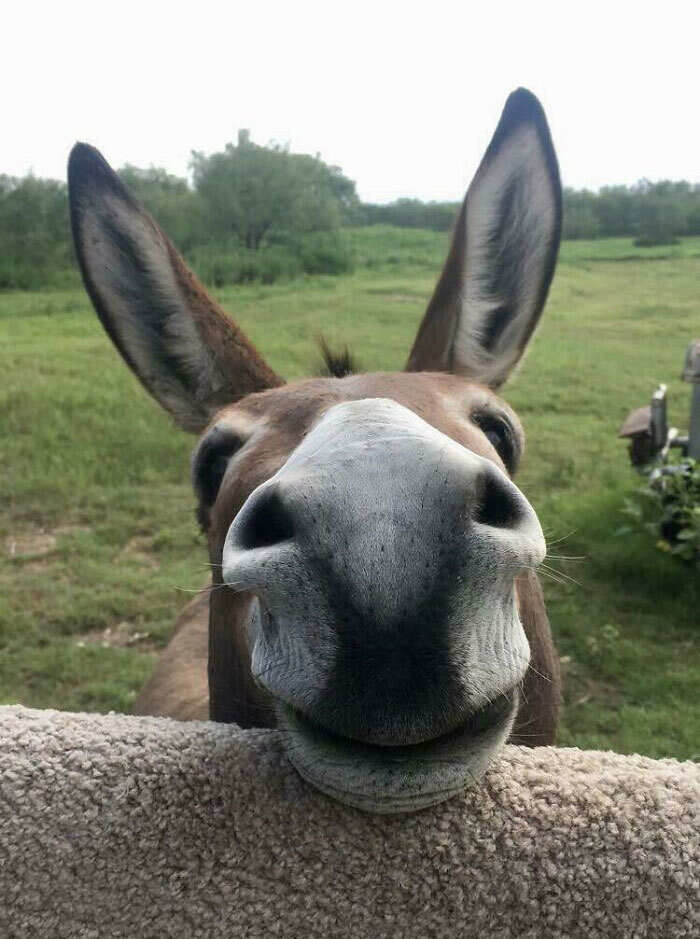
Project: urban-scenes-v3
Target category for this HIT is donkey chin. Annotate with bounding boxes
[277,697,518,814]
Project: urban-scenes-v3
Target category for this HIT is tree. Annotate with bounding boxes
[0,175,71,288]
[634,190,684,246]
[359,198,459,232]
[562,189,600,239]
[117,166,205,251]
[190,131,358,249]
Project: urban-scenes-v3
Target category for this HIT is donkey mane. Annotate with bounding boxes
[317,335,359,378]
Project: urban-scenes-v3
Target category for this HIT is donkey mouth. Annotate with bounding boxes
[276,692,518,814]
[287,694,512,749]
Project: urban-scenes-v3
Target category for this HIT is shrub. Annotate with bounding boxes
[188,243,302,287]
[297,232,353,275]
[621,458,700,566]
[633,194,684,247]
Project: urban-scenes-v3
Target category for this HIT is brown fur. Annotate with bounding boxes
[165,243,283,410]
[133,591,209,721]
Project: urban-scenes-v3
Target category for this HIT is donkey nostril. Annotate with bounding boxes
[473,467,523,529]
[238,489,296,550]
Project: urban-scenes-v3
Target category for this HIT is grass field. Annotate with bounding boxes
[1,229,699,760]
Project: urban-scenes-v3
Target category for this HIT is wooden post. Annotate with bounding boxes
[682,340,700,460]
[650,384,668,452]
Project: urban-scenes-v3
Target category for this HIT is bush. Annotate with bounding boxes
[189,232,353,287]
[633,193,685,246]
[621,458,700,566]
[297,232,353,275]
[189,243,302,287]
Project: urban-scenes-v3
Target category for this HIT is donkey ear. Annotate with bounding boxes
[406,88,562,387]
[68,144,282,432]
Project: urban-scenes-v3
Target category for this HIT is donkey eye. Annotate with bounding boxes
[484,428,505,450]
[192,428,245,507]
[472,413,518,474]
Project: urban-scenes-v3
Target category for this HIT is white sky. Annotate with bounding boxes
[4,1,699,202]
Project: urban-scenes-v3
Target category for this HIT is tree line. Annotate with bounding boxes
[2,132,699,289]
[360,183,700,244]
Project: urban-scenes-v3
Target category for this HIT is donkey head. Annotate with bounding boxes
[69,88,562,812]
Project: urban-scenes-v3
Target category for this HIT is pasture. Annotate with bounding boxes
[1,229,699,760]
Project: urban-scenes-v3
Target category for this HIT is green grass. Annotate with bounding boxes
[1,230,699,759]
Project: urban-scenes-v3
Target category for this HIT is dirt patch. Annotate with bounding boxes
[53,524,92,537]
[75,621,158,652]
[15,558,56,575]
[4,524,93,560]
[118,536,160,570]
[5,532,57,559]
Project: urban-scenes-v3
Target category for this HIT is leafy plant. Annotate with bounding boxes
[584,623,621,670]
[621,458,700,565]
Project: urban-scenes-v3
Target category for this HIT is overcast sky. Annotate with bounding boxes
[4,1,699,202]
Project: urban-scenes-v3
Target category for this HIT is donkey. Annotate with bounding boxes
[68,88,562,813]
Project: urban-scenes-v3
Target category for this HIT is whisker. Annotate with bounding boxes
[536,567,569,587]
[173,582,231,595]
[526,663,552,683]
[545,529,578,548]
[540,563,582,588]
